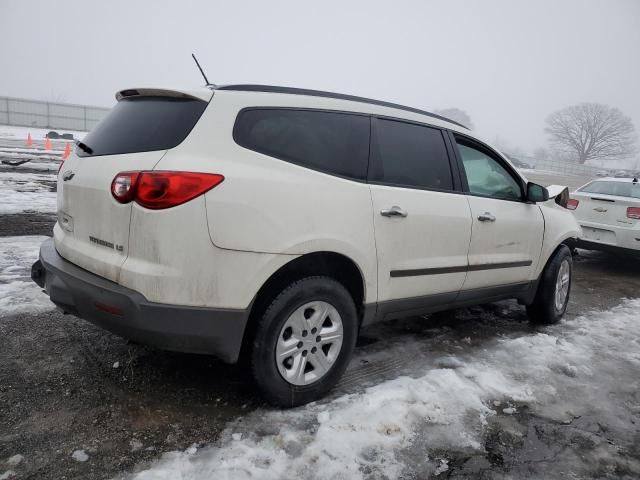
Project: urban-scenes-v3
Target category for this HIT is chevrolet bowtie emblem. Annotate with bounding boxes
[593,207,607,213]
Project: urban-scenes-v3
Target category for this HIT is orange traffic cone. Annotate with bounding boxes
[62,143,71,159]
[26,133,33,146]
[44,136,52,151]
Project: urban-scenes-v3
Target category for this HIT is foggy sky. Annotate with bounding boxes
[1,0,639,154]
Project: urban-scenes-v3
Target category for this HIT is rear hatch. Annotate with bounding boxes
[55,89,211,282]
[572,181,640,227]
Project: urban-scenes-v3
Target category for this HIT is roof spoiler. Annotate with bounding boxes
[115,88,212,102]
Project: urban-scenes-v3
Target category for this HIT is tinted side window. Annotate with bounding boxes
[456,141,522,201]
[370,119,453,190]
[234,109,370,180]
[78,96,208,157]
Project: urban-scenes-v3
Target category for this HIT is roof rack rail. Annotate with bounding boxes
[215,84,469,130]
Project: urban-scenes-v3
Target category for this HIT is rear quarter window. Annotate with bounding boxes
[77,96,208,157]
[233,108,370,180]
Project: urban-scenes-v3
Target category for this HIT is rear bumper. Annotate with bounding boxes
[32,238,249,363]
[576,239,640,255]
[577,221,640,253]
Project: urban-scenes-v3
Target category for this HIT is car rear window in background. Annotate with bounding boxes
[77,96,208,157]
[234,109,370,180]
[580,181,640,199]
[370,118,453,190]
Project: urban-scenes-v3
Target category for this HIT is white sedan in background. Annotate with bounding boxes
[569,177,640,253]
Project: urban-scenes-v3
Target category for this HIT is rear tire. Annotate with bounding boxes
[527,245,572,325]
[250,276,358,407]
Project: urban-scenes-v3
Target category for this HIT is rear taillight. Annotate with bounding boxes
[567,199,579,210]
[111,171,140,204]
[111,171,224,209]
[627,207,640,219]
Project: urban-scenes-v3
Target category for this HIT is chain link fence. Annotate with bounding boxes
[532,158,600,176]
[0,96,111,132]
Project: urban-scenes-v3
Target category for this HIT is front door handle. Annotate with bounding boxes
[380,206,408,218]
[478,212,496,222]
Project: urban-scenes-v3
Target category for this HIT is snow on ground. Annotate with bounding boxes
[0,150,63,160]
[0,171,56,214]
[0,236,53,314]
[518,168,575,176]
[1,160,60,172]
[71,450,89,462]
[0,125,86,141]
[131,300,640,480]
[0,188,56,214]
[0,171,56,191]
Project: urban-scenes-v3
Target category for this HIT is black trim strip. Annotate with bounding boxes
[363,281,537,325]
[467,261,532,271]
[391,265,467,277]
[390,260,532,278]
[216,84,469,130]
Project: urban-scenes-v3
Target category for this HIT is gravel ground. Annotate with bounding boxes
[1,168,639,479]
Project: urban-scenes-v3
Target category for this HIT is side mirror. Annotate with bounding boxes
[526,182,549,203]
[554,187,570,209]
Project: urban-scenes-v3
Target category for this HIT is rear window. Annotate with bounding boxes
[579,181,640,199]
[77,96,207,157]
[370,118,453,190]
[233,108,370,180]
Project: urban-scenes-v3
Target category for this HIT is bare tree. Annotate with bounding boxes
[434,108,474,130]
[545,103,637,164]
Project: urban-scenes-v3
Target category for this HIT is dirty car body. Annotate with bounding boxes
[32,84,581,405]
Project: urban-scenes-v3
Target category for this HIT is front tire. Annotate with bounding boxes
[527,245,572,325]
[250,276,358,407]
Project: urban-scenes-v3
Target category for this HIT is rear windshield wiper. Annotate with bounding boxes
[75,140,93,155]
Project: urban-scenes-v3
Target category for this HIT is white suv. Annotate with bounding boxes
[32,85,580,406]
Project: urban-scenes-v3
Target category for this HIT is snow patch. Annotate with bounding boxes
[0,189,56,214]
[0,236,53,314]
[5,455,22,467]
[0,125,86,141]
[434,458,449,475]
[0,169,57,214]
[130,439,143,452]
[130,299,640,480]
[71,450,89,462]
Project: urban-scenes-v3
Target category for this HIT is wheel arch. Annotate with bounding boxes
[239,251,368,360]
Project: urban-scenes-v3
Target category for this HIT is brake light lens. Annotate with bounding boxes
[567,198,579,210]
[627,207,640,219]
[111,171,140,204]
[111,171,224,209]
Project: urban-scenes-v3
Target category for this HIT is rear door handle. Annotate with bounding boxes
[478,212,496,222]
[380,206,408,218]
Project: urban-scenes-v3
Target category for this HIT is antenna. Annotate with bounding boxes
[191,53,212,86]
